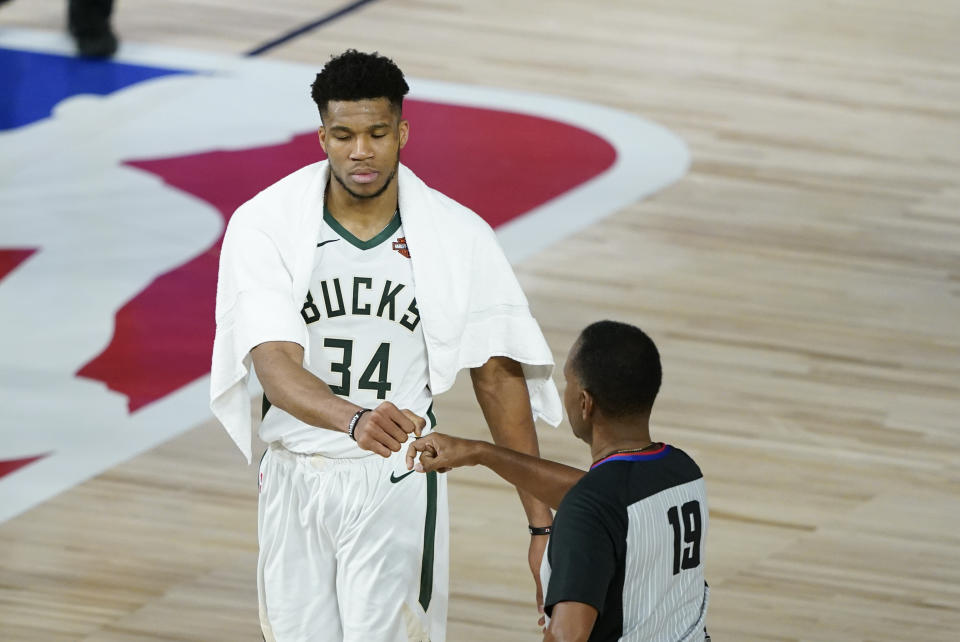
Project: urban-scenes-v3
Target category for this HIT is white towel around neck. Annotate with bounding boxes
[210,161,562,463]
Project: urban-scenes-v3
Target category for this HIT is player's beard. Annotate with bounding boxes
[332,154,400,201]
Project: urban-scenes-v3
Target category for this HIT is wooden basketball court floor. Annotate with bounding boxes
[2,0,959,639]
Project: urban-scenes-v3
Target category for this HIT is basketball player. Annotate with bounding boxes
[407,321,710,641]
[211,50,560,641]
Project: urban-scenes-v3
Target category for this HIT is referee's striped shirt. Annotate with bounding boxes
[542,444,709,641]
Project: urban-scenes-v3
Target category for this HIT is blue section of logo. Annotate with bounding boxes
[0,48,191,131]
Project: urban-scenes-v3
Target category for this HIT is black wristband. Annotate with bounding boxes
[347,408,370,441]
[529,525,552,536]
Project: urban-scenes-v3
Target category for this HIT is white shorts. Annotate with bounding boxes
[257,441,449,642]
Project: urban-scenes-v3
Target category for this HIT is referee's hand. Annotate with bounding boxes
[406,432,480,473]
[353,402,426,457]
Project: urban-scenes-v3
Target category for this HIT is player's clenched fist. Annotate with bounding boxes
[405,432,483,473]
[353,402,426,457]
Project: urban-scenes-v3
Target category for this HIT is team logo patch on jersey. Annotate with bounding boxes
[393,237,411,258]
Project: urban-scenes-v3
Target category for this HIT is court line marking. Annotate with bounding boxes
[244,0,380,57]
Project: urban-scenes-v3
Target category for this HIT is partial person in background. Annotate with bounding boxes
[408,320,711,642]
[68,0,117,57]
[0,0,118,57]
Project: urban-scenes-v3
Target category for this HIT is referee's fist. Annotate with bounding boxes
[406,432,481,473]
[354,402,426,457]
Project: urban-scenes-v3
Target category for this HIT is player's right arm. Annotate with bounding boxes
[542,602,597,642]
[406,433,585,509]
[251,340,424,457]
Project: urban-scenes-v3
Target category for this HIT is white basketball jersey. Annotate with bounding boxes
[259,207,433,457]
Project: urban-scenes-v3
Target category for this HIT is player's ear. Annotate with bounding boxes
[317,126,327,153]
[398,118,410,150]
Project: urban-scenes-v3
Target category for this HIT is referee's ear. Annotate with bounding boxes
[580,389,596,423]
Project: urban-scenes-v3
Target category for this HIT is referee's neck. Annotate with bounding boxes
[588,415,653,463]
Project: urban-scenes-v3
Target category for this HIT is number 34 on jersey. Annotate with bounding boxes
[300,276,422,401]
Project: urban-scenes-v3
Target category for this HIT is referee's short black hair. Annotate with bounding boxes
[571,320,662,417]
[310,49,409,120]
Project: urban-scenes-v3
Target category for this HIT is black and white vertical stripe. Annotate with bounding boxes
[621,480,709,641]
[542,446,710,642]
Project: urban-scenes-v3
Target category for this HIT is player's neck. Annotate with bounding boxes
[589,416,654,463]
[325,181,399,241]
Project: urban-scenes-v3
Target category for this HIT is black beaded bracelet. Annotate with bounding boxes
[347,408,370,441]
[529,525,553,536]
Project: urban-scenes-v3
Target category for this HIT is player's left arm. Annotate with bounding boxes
[470,355,555,621]
[471,356,554,526]
[542,601,598,642]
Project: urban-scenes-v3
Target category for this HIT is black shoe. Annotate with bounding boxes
[72,26,118,58]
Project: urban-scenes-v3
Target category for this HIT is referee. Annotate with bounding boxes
[407,320,710,641]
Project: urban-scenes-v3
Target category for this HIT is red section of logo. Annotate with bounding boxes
[393,237,411,259]
[0,454,47,480]
[0,248,37,281]
[76,100,616,412]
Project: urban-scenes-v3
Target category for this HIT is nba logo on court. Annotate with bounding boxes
[0,29,689,523]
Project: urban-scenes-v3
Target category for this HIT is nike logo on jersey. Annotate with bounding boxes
[390,470,416,484]
[317,239,340,248]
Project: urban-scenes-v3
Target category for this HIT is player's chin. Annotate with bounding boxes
[353,183,388,200]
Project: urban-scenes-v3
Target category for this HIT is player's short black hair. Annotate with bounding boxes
[310,49,409,120]
[571,320,662,417]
